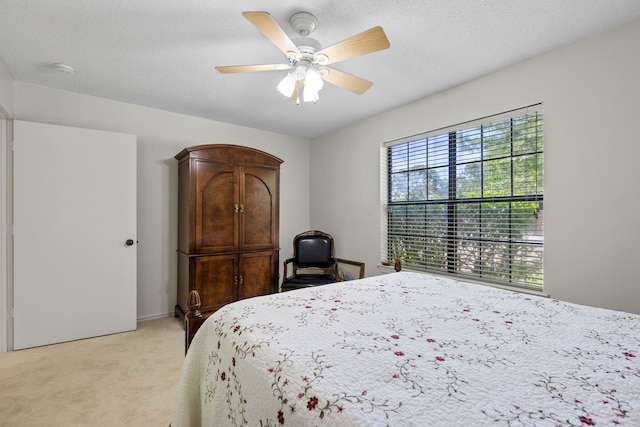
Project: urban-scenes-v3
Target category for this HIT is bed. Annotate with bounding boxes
[171,271,640,426]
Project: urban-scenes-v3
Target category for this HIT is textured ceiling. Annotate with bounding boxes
[2,1,640,139]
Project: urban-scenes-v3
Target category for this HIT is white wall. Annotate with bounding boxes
[3,18,640,326]
[0,57,14,117]
[311,20,640,315]
[12,84,311,320]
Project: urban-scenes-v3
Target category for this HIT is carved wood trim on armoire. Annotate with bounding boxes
[174,144,283,319]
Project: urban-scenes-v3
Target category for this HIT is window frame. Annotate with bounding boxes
[383,105,544,291]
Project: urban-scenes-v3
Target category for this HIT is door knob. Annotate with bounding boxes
[125,239,135,246]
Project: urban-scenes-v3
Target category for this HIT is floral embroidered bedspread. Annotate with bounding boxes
[172,272,640,426]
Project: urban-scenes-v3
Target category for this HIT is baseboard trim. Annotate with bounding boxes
[137,312,176,322]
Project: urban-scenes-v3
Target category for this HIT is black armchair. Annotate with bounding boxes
[281,230,338,291]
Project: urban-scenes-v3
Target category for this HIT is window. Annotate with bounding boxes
[384,105,543,290]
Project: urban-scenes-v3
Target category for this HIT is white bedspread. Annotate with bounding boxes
[172,272,640,426]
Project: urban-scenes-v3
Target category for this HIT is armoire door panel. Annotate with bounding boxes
[241,166,278,251]
[195,160,238,253]
[194,255,237,312]
[239,251,277,300]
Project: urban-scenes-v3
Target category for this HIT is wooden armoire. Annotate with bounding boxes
[174,144,283,319]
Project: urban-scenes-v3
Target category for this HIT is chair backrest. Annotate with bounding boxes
[293,230,335,268]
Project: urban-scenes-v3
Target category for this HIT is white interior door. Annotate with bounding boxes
[13,120,137,350]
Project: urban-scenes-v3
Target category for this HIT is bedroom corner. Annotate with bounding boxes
[0,55,15,353]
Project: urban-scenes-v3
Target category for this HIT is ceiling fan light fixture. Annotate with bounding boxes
[316,67,329,78]
[314,53,329,65]
[293,64,307,80]
[304,67,324,92]
[277,72,297,97]
[303,84,319,103]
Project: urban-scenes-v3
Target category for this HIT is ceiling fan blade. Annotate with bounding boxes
[216,64,291,74]
[322,67,373,95]
[316,26,390,65]
[242,11,301,57]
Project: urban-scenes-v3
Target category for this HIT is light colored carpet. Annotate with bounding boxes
[0,315,184,427]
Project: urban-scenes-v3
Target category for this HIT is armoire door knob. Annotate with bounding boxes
[125,239,135,246]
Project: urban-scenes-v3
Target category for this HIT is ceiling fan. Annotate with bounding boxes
[215,11,390,104]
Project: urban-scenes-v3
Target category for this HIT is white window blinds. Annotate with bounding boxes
[384,105,543,290]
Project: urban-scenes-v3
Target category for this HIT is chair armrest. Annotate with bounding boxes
[283,258,295,282]
[336,258,365,281]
